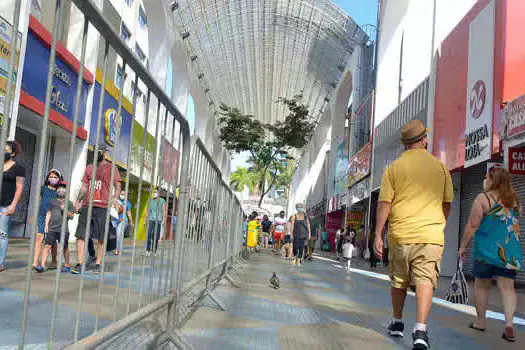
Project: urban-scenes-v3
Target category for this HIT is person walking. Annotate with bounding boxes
[373,120,453,349]
[115,189,132,255]
[290,203,311,267]
[306,224,319,260]
[246,214,260,253]
[274,211,287,254]
[145,188,166,256]
[73,146,121,274]
[31,169,61,271]
[369,228,378,270]
[458,166,522,342]
[261,215,272,249]
[0,141,25,272]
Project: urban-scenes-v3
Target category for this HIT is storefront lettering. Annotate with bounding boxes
[50,86,68,113]
[465,124,489,161]
[53,64,72,86]
[509,148,525,175]
[507,95,525,137]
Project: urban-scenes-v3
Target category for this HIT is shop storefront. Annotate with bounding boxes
[11,16,93,237]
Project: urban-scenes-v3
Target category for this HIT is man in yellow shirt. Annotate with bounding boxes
[373,120,453,350]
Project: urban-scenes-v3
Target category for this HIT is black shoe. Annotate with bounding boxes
[412,330,430,349]
[387,321,404,338]
[92,264,101,274]
[71,263,82,274]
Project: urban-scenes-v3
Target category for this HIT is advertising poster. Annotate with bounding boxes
[334,136,348,196]
[0,16,21,124]
[130,120,155,181]
[348,142,371,188]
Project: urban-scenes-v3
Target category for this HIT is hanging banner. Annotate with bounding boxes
[464,0,495,168]
[334,136,348,195]
[508,148,525,175]
[506,93,525,138]
[0,15,21,124]
[348,142,371,188]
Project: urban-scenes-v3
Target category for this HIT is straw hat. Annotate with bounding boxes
[400,120,430,144]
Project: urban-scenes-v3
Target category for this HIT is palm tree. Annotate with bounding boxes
[276,160,296,200]
[230,167,257,193]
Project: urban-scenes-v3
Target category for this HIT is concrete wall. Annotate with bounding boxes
[375,0,478,127]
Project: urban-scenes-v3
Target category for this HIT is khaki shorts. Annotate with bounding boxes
[388,243,443,289]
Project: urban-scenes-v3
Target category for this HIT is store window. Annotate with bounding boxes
[138,7,147,29]
[120,22,131,43]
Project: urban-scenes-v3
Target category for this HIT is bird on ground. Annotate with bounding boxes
[270,272,280,289]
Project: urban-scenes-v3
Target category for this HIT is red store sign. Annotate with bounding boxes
[509,147,525,175]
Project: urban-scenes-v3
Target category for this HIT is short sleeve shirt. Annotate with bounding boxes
[148,197,166,222]
[81,162,121,208]
[47,198,74,233]
[379,149,453,245]
[119,199,131,221]
[274,217,287,233]
[1,162,25,207]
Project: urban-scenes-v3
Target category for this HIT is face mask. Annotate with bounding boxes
[49,178,59,186]
[297,207,305,213]
[280,214,285,218]
[120,195,125,200]
[57,188,66,198]
[4,152,11,162]
[483,179,490,192]
[153,192,158,198]
[97,151,105,162]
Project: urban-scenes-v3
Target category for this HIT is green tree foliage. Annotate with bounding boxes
[219,93,315,206]
[230,167,257,193]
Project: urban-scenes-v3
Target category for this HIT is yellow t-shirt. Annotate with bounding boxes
[379,149,454,245]
[246,220,260,247]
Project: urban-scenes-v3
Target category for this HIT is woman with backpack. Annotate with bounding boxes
[290,203,311,267]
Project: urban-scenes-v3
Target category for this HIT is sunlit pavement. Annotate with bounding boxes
[182,249,524,349]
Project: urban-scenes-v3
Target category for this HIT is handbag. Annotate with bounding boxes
[446,260,469,304]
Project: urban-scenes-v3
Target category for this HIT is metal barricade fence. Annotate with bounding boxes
[0,0,245,349]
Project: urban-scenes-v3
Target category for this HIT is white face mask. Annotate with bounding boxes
[483,179,490,192]
[120,195,125,200]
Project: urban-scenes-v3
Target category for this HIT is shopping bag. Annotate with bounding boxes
[446,260,469,304]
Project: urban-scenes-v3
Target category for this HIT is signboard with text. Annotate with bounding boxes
[464,0,495,168]
[509,148,525,175]
[21,30,90,125]
[348,142,371,188]
[0,16,21,124]
[506,93,525,138]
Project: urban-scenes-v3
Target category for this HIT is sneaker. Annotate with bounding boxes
[297,259,301,267]
[387,321,404,338]
[412,330,430,349]
[61,266,71,273]
[292,258,297,265]
[48,263,58,271]
[71,264,82,274]
[35,265,45,273]
[92,264,101,274]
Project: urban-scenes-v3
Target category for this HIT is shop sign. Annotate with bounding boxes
[348,142,371,188]
[162,138,179,185]
[327,196,340,214]
[307,200,325,218]
[0,16,21,124]
[508,148,525,175]
[21,29,90,126]
[130,120,155,181]
[464,0,495,168]
[506,94,525,138]
[90,82,132,166]
[348,177,370,205]
[346,209,365,230]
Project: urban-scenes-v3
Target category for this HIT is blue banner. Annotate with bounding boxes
[20,31,89,126]
[89,81,132,167]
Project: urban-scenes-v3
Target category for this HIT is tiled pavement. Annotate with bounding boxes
[182,250,525,349]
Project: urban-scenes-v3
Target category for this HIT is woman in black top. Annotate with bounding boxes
[261,215,272,249]
[0,141,25,271]
[290,203,311,267]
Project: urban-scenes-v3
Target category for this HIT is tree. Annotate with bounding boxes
[276,159,296,200]
[219,93,315,206]
[230,167,257,193]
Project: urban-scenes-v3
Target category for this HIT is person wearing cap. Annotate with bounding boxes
[31,169,62,271]
[35,181,75,273]
[373,120,453,349]
[73,146,121,274]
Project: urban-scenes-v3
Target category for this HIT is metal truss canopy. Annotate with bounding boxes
[172,0,368,125]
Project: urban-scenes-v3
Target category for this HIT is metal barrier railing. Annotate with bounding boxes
[0,0,245,349]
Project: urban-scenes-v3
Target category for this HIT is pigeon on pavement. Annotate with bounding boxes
[270,272,280,289]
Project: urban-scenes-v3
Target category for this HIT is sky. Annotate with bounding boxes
[231,0,378,172]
